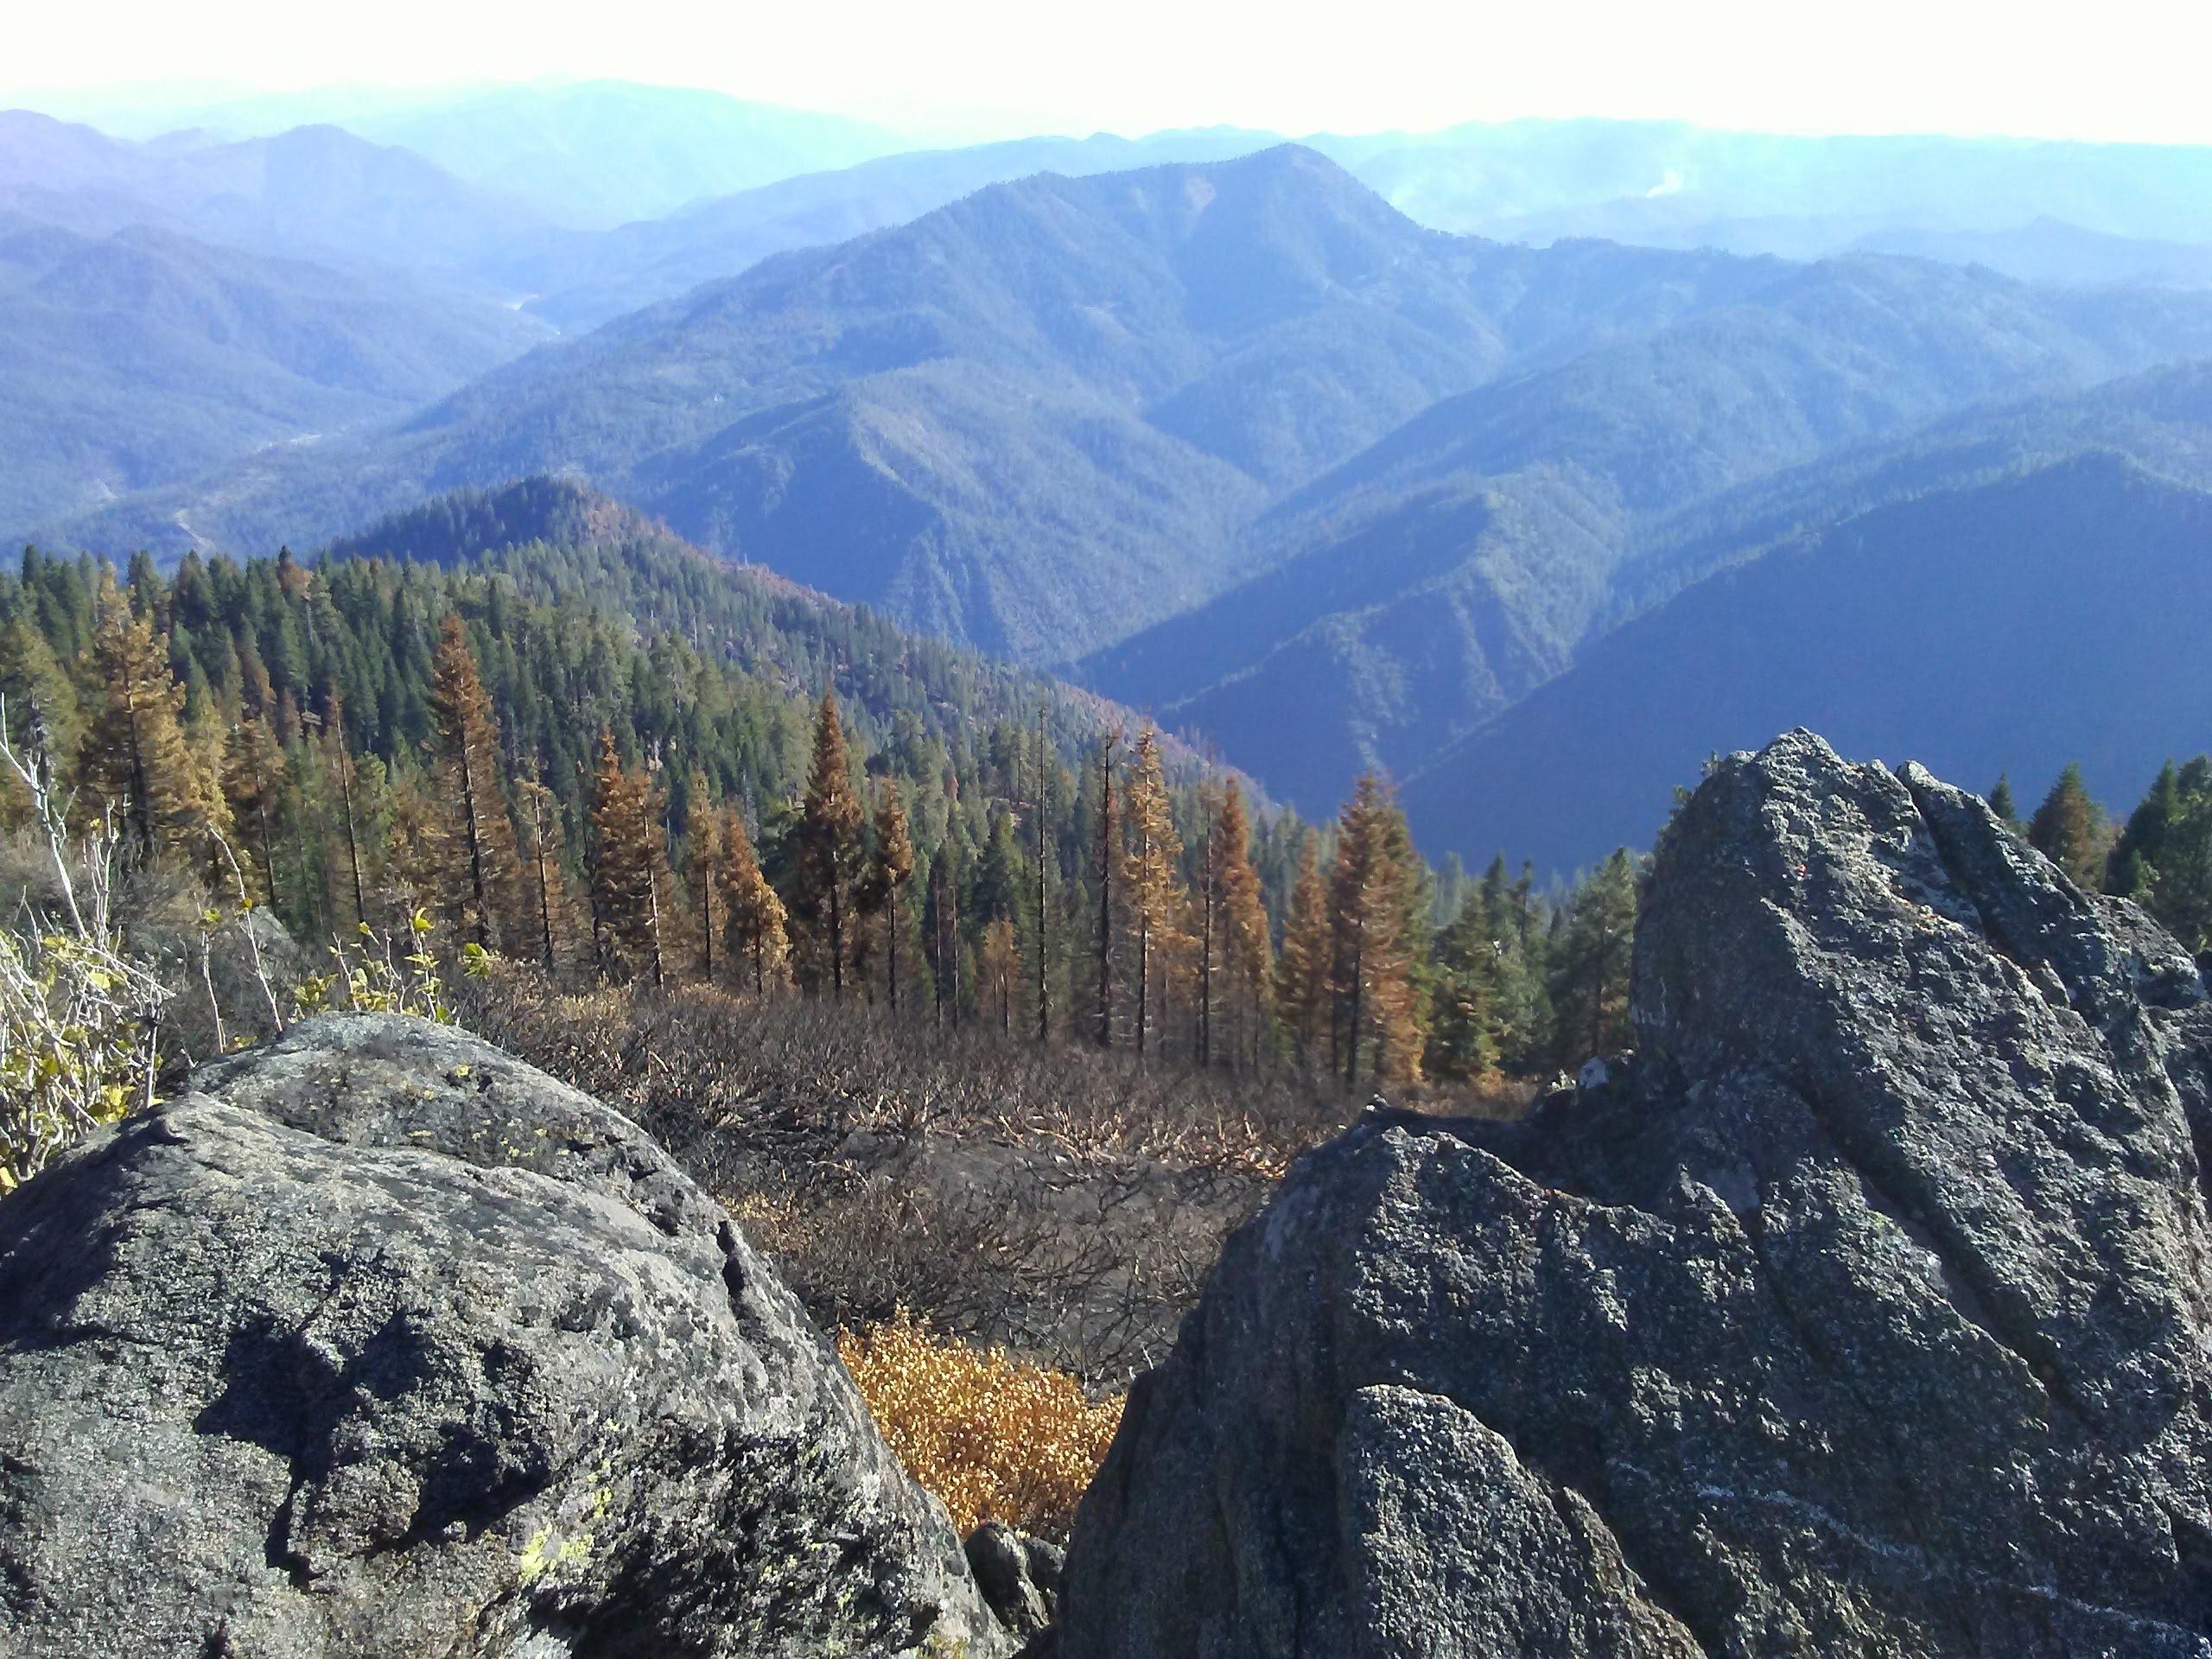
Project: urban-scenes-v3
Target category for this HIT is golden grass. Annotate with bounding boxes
[838,1311,1124,1539]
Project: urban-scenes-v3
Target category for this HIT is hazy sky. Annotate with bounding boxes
[10,0,2212,145]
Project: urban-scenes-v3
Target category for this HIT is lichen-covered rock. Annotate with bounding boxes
[0,1013,1008,1657]
[1061,731,2212,1657]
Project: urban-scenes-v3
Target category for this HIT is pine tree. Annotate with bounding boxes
[1548,849,1639,1067]
[322,699,370,931]
[868,780,917,1014]
[221,715,289,907]
[79,570,213,868]
[2108,760,2182,899]
[683,770,724,981]
[1429,887,1506,1082]
[1330,775,1425,1089]
[1988,773,2020,830]
[1120,728,1187,1062]
[588,730,671,986]
[1215,781,1273,1071]
[1032,707,1052,1044]
[425,613,524,951]
[719,804,790,995]
[515,769,573,973]
[1274,830,1332,1074]
[793,691,865,999]
[2028,765,2105,888]
[979,915,1019,1034]
[1091,733,1119,1048]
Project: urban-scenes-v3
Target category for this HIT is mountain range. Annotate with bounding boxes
[9,89,2212,871]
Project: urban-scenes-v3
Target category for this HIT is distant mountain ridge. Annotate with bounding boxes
[18,134,2212,873]
[41,147,1789,660]
[0,210,551,531]
[1082,257,2212,812]
[1402,449,2212,873]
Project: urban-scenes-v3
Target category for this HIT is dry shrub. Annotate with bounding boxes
[838,1312,1123,1541]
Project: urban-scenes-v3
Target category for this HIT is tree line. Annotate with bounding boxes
[1,541,1652,1088]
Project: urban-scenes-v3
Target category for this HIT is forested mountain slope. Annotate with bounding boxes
[1084,263,2212,812]
[0,213,552,533]
[41,146,1780,661]
[1402,453,2212,872]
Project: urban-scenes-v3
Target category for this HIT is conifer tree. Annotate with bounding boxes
[1120,728,1186,1062]
[426,613,524,951]
[1092,733,1119,1048]
[979,915,1019,1034]
[221,715,289,907]
[2108,760,2182,899]
[793,691,865,999]
[868,780,917,1014]
[322,699,370,930]
[1330,774,1425,1089]
[1274,830,1332,1073]
[682,770,724,981]
[0,615,79,805]
[588,730,670,987]
[79,570,211,868]
[1215,781,1274,1070]
[1428,887,1506,1082]
[2028,765,2105,888]
[1988,773,2020,831]
[1548,849,1639,1066]
[515,770,573,973]
[1032,708,1052,1044]
[719,804,790,995]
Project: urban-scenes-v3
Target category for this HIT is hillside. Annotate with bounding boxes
[1402,454,2212,872]
[513,127,1284,327]
[0,110,556,280]
[1084,261,2212,815]
[314,476,1241,795]
[0,214,553,533]
[40,146,1779,661]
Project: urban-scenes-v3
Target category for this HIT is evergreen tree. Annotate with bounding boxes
[682,769,724,981]
[321,700,371,931]
[1330,775,1425,1089]
[1548,849,1638,1066]
[719,804,790,994]
[515,770,573,973]
[1987,773,2020,830]
[1091,734,1119,1048]
[2108,760,2182,899]
[793,692,865,999]
[588,730,670,986]
[1120,728,1186,1061]
[979,916,1020,1034]
[79,569,213,869]
[868,780,917,1014]
[1428,887,1506,1082]
[1274,830,1332,1074]
[425,613,524,950]
[220,715,289,906]
[1212,781,1273,1070]
[2028,765,2105,887]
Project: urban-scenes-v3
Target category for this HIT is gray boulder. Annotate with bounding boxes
[1061,731,2212,1657]
[0,1013,1009,1657]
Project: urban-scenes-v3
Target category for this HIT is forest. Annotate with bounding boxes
[0,527,1656,1103]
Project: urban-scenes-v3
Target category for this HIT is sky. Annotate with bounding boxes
[9,0,2212,146]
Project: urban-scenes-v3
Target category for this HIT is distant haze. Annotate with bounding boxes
[9,0,2212,147]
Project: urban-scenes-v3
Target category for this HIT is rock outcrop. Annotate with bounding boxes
[1061,731,2212,1657]
[0,1014,1008,1657]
